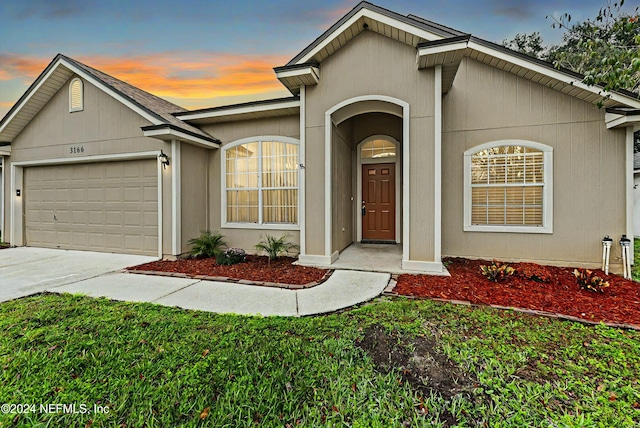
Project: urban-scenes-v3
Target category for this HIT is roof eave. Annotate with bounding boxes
[176,97,300,124]
[142,124,221,149]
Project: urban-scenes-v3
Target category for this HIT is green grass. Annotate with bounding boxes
[1,294,639,427]
[632,239,640,282]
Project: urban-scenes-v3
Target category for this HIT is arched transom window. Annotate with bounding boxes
[223,138,299,227]
[464,141,553,233]
[361,138,396,159]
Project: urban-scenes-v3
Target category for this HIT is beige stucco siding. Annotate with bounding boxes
[180,143,209,252]
[4,75,173,254]
[199,115,300,145]
[442,57,626,267]
[332,122,354,253]
[410,116,435,260]
[305,30,436,260]
[203,115,301,251]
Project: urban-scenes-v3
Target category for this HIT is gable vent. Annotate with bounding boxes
[69,78,83,112]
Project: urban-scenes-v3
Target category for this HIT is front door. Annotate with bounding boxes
[362,163,395,241]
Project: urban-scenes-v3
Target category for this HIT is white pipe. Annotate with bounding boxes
[602,236,612,275]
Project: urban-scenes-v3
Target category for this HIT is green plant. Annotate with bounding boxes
[254,234,299,263]
[216,247,247,265]
[480,260,515,282]
[188,230,227,259]
[573,269,610,293]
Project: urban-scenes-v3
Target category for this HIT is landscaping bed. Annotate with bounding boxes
[395,257,640,327]
[127,255,328,286]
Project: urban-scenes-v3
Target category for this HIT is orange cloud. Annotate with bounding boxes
[0,52,293,111]
[0,54,50,82]
[80,52,292,101]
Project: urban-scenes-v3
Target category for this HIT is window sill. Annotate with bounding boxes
[464,225,553,234]
[222,222,300,231]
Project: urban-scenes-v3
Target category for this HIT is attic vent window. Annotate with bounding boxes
[69,78,83,112]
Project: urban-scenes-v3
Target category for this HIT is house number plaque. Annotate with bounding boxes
[69,146,85,154]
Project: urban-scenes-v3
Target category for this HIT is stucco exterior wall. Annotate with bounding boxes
[202,115,301,251]
[304,30,436,261]
[442,57,627,268]
[4,75,173,252]
[180,143,209,252]
[332,121,353,253]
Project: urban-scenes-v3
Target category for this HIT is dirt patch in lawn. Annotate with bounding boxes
[127,255,327,285]
[395,258,640,327]
[357,324,480,426]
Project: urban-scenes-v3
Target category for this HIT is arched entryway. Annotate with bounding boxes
[323,95,410,266]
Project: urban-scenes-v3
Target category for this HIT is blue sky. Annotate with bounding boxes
[0,0,623,117]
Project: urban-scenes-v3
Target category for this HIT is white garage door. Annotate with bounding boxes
[24,159,158,256]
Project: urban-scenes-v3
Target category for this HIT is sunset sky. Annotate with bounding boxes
[0,0,626,118]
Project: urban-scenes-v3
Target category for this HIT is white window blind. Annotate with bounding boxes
[225,140,298,225]
[470,146,544,226]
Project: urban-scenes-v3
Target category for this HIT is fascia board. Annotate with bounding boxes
[0,58,66,136]
[177,100,300,121]
[467,40,640,109]
[143,127,220,149]
[606,113,640,129]
[296,8,444,65]
[417,41,468,57]
[276,67,320,82]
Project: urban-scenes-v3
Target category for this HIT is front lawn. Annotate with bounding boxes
[1,294,639,427]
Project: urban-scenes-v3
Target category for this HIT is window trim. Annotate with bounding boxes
[69,77,83,112]
[221,136,300,230]
[463,139,553,234]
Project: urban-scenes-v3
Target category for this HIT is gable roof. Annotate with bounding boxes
[276,1,640,109]
[0,54,219,147]
[286,1,463,66]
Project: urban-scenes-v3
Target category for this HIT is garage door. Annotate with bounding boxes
[24,159,158,256]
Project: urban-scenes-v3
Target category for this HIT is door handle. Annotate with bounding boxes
[361,200,366,216]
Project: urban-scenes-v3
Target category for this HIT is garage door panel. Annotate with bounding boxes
[24,159,158,256]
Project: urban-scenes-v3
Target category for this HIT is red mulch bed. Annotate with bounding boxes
[127,255,327,285]
[395,258,640,327]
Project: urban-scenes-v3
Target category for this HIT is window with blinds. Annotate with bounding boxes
[225,139,298,225]
[470,145,545,226]
[69,78,83,112]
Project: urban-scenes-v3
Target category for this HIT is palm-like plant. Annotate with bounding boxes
[254,234,299,263]
[188,230,227,259]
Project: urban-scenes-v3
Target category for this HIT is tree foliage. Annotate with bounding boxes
[502,0,640,99]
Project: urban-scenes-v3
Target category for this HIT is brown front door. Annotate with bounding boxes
[362,163,395,241]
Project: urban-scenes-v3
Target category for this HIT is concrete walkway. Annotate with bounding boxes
[50,270,390,316]
[1,247,391,316]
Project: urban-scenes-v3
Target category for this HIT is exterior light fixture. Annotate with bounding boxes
[159,150,170,169]
[16,189,21,197]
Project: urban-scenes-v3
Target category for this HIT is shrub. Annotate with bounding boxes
[254,234,299,263]
[480,260,515,282]
[188,230,227,259]
[517,262,552,283]
[573,269,609,293]
[216,248,247,265]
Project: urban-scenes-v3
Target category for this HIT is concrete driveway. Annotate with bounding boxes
[0,247,157,302]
